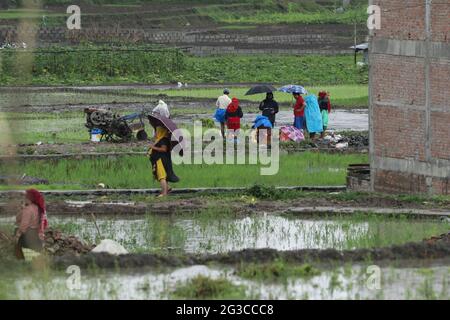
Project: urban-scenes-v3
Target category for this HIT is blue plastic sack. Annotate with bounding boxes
[252,115,273,129]
[304,95,323,133]
[214,108,226,123]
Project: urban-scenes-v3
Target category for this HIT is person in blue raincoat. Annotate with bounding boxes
[252,115,273,146]
[304,95,323,140]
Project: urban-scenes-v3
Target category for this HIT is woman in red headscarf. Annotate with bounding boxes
[224,98,243,140]
[14,189,48,259]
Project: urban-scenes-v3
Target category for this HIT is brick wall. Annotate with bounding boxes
[370,0,450,195]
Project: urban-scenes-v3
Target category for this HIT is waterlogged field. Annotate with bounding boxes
[3,153,368,189]
[0,92,150,108]
[133,84,369,108]
[1,212,448,254]
[0,211,449,300]
[2,264,448,300]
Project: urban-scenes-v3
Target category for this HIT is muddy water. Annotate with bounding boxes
[243,109,368,131]
[37,215,370,254]
[2,214,447,255]
[181,109,369,131]
[14,264,450,300]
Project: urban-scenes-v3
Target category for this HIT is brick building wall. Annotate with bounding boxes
[369,0,450,195]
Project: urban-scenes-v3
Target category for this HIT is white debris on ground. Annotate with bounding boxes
[92,239,128,255]
[323,134,343,144]
[335,142,349,150]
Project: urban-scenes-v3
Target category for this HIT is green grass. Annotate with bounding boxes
[2,153,368,189]
[236,260,320,282]
[0,9,63,20]
[181,54,368,86]
[197,2,368,25]
[134,84,368,108]
[0,92,150,108]
[4,115,88,144]
[0,48,367,86]
[172,275,247,299]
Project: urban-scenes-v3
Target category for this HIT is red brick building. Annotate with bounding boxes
[369,0,450,194]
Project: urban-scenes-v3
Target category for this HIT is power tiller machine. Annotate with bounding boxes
[84,108,148,142]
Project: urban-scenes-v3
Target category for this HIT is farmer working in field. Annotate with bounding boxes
[214,88,232,137]
[15,189,48,260]
[147,118,179,197]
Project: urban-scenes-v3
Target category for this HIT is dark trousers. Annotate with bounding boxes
[15,229,43,259]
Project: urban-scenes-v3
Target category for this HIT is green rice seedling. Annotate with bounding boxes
[235,260,321,283]
[5,152,368,190]
[172,275,247,300]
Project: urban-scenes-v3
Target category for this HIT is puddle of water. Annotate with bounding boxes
[188,109,369,131]
[65,200,137,207]
[34,214,369,254]
[1,214,447,254]
[179,109,368,132]
[13,264,450,300]
[244,110,368,132]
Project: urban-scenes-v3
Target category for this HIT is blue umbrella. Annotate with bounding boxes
[278,85,308,95]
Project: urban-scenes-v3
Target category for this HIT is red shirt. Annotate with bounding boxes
[293,96,305,117]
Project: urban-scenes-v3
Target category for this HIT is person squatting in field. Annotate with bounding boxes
[15,189,48,260]
[148,118,180,197]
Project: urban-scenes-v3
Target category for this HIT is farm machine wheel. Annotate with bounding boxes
[136,130,148,141]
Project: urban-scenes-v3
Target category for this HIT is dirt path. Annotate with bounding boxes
[51,241,450,270]
[1,194,449,217]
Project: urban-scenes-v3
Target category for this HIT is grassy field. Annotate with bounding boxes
[0,50,367,86]
[0,91,151,108]
[0,9,65,19]
[2,153,368,189]
[182,55,368,86]
[134,84,369,108]
[197,1,368,25]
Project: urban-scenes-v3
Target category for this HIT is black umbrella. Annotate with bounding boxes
[245,84,277,96]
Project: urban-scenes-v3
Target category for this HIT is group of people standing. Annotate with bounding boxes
[214,88,332,140]
[292,90,331,139]
[214,88,244,138]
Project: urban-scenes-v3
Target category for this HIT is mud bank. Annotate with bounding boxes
[52,239,450,270]
[1,192,449,217]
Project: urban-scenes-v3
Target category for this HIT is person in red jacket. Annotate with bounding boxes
[225,97,243,140]
[292,91,306,130]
